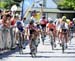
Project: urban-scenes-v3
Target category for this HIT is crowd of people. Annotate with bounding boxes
[0,9,75,57]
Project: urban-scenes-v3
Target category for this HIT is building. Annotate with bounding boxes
[17,0,75,20]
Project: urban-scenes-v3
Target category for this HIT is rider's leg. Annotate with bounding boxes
[59,32,63,45]
[65,32,68,48]
[57,30,61,43]
[53,31,57,47]
[52,31,55,41]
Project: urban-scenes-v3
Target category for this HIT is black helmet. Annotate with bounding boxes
[49,20,53,23]
[29,20,34,25]
[42,16,46,19]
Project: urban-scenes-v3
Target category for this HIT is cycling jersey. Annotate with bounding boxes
[47,23,55,29]
[56,19,69,32]
[26,24,37,35]
[46,23,56,31]
[69,21,74,27]
[40,19,47,25]
[40,19,47,28]
[56,19,62,31]
[16,20,24,32]
[60,22,69,30]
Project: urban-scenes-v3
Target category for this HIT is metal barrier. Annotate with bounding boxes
[0,27,16,50]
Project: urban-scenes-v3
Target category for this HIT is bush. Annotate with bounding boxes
[57,0,75,10]
[0,2,7,9]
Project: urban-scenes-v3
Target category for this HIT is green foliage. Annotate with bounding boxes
[0,0,22,9]
[0,2,7,9]
[4,2,19,9]
[57,0,75,10]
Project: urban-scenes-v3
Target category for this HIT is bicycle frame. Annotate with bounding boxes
[49,30,55,50]
[18,32,24,54]
[61,32,68,53]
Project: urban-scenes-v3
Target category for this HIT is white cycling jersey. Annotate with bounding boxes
[60,22,69,30]
[56,19,69,32]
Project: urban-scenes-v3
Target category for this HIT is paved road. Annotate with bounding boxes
[0,34,75,61]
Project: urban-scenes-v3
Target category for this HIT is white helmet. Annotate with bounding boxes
[48,18,52,22]
[73,18,75,21]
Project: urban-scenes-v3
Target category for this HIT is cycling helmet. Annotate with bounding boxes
[48,18,53,23]
[29,20,34,25]
[73,18,75,21]
[62,16,67,21]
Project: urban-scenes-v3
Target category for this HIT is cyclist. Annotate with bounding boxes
[59,16,69,48]
[69,19,74,31]
[56,18,62,44]
[46,19,56,48]
[35,22,41,45]
[40,16,48,44]
[26,20,39,57]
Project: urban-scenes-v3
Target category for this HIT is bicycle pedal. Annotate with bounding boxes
[60,43,62,46]
[33,54,36,57]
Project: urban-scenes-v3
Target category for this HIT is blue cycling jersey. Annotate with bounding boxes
[17,21,24,32]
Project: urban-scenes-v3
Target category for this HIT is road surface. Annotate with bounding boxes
[0,34,75,61]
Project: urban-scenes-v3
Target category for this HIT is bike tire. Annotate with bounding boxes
[62,41,64,53]
[19,32,23,54]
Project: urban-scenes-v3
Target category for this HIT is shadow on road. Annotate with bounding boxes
[37,51,55,53]
[0,47,20,59]
[64,52,75,54]
[8,55,75,58]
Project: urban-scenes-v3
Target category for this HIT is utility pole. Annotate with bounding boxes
[40,0,46,16]
[43,0,46,8]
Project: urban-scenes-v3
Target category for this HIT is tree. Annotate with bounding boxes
[57,0,75,10]
[0,2,7,9]
[0,0,22,9]
[5,0,21,9]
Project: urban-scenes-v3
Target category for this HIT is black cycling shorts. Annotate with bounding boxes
[50,29,53,31]
[70,27,74,30]
[30,29,35,34]
[41,24,46,28]
[62,29,67,32]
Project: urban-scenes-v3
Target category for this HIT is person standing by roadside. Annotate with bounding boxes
[0,10,3,50]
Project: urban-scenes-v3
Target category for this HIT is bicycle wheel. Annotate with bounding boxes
[30,37,37,57]
[30,46,37,57]
[50,31,54,50]
[62,41,64,53]
[62,36,65,53]
[19,32,23,54]
[41,33,45,45]
[69,30,73,44]
[51,36,54,50]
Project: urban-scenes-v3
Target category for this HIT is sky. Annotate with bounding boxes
[20,0,57,8]
[34,0,57,8]
[46,0,57,8]
[20,0,57,19]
